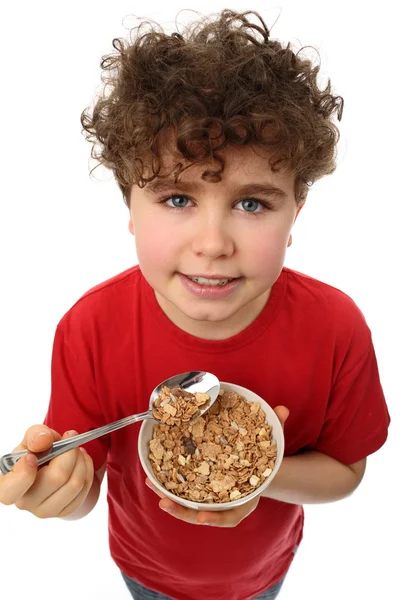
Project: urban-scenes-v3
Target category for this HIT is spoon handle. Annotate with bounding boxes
[0,410,152,475]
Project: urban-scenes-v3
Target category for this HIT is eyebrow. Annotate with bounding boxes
[144,178,288,201]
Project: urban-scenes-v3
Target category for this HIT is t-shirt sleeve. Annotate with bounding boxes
[315,335,390,465]
[44,314,109,472]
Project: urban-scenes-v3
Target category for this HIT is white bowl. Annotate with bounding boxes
[138,382,284,511]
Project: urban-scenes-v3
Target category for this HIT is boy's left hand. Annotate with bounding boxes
[145,405,289,527]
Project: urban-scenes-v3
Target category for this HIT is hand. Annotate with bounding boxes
[146,405,290,527]
[0,425,94,518]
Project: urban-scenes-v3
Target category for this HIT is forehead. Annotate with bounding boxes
[142,142,295,194]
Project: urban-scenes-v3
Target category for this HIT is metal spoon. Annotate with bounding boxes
[0,371,220,475]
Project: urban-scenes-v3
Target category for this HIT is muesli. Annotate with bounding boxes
[149,389,277,503]
[152,386,210,425]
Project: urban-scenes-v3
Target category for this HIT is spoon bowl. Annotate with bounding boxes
[149,370,220,418]
[0,371,220,475]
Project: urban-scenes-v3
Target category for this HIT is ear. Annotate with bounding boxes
[294,200,306,221]
[287,201,306,248]
[128,214,134,236]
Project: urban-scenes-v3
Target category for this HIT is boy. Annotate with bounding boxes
[0,9,390,600]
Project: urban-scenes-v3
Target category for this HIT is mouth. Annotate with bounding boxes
[185,275,238,287]
[178,273,242,299]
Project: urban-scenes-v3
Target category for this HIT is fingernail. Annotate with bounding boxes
[160,505,173,514]
[31,431,49,443]
[79,447,87,454]
[25,453,37,469]
[65,430,78,437]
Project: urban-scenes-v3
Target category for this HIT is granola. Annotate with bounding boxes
[152,386,210,425]
[149,389,277,504]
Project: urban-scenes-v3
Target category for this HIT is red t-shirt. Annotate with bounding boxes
[44,266,390,600]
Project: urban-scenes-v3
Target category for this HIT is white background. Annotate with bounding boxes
[0,1,398,599]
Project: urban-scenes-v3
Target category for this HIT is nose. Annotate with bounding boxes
[191,217,235,259]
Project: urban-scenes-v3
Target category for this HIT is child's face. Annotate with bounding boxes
[129,144,304,339]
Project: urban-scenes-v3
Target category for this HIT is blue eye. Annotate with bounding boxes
[166,196,191,208]
[238,199,261,213]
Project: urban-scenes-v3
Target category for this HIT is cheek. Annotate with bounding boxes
[134,224,177,273]
[242,225,289,269]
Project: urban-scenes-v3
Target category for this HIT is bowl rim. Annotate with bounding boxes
[138,381,284,511]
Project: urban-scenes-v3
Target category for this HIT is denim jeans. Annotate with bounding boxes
[121,572,285,600]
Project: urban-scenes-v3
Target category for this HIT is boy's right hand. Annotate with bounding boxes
[0,425,94,518]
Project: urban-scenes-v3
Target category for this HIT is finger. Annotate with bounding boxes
[0,453,38,506]
[158,494,259,527]
[16,431,80,509]
[196,496,260,527]
[146,479,204,524]
[274,405,290,429]
[152,478,259,527]
[145,477,168,499]
[33,449,93,519]
[146,478,214,525]
[58,450,94,518]
[14,424,62,454]
[158,496,204,525]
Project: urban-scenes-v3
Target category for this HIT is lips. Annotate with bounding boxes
[186,275,235,286]
[185,273,238,281]
[178,273,242,299]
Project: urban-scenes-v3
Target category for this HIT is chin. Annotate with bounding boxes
[183,312,228,323]
[176,304,239,323]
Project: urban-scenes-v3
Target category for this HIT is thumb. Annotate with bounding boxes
[273,405,290,429]
[15,425,62,454]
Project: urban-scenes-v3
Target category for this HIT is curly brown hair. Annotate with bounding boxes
[81,9,344,206]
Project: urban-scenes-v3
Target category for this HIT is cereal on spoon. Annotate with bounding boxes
[152,385,210,425]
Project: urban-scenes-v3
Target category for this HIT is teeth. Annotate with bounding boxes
[188,276,232,286]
